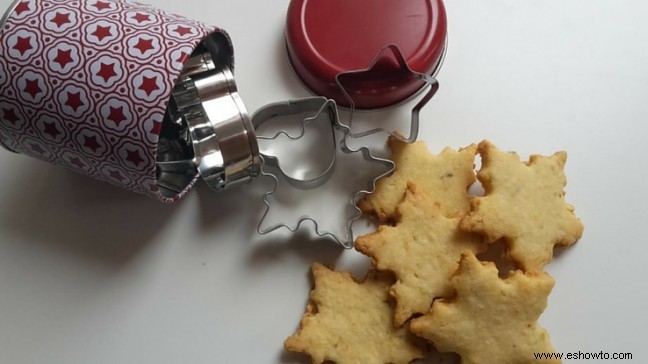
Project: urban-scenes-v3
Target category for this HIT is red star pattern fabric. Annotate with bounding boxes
[53,49,74,68]
[43,122,61,139]
[131,13,150,23]
[138,76,159,96]
[91,25,112,41]
[23,78,42,98]
[149,121,162,136]
[50,12,71,28]
[14,1,30,15]
[65,92,84,112]
[83,135,101,152]
[174,26,193,36]
[107,106,127,126]
[13,36,32,55]
[1,108,19,125]
[0,0,223,202]
[126,149,144,166]
[96,63,117,82]
[92,1,111,11]
[175,51,189,64]
[133,38,154,54]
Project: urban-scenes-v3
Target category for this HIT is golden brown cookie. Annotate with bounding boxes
[410,253,561,364]
[460,140,584,271]
[359,136,477,222]
[284,263,426,364]
[356,183,484,326]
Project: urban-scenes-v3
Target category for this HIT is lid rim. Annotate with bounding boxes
[286,0,448,109]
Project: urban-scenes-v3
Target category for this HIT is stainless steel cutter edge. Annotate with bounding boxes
[335,43,443,143]
[253,97,394,249]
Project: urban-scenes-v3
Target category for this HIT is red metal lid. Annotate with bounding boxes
[286,0,447,109]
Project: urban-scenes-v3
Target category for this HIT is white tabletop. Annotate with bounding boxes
[1,0,646,363]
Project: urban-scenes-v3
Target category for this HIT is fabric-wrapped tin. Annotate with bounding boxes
[0,0,259,202]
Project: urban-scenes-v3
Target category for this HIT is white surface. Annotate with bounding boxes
[1,0,647,363]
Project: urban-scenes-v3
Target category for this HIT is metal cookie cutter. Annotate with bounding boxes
[252,98,336,190]
[163,49,260,195]
[282,1,449,247]
[252,97,394,248]
[285,0,448,141]
[336,44,444,143]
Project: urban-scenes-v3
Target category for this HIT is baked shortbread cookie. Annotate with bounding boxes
[359,136,477,222]
[356,183,484,326]
[410,253,561,364]
[460,140,584,271]
[284,263,426,364]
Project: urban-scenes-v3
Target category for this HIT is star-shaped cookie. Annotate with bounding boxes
[356,183,484,326]
[410,253,561,364]
[460,140,584,271]
[358,136,477,222]
[284,263,426,364]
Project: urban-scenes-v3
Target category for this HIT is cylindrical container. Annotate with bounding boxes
[0,0,259,202]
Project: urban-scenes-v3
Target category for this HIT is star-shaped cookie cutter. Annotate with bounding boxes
[335,43,443,143]
[251,97,393,248]
[248,44,445,248]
